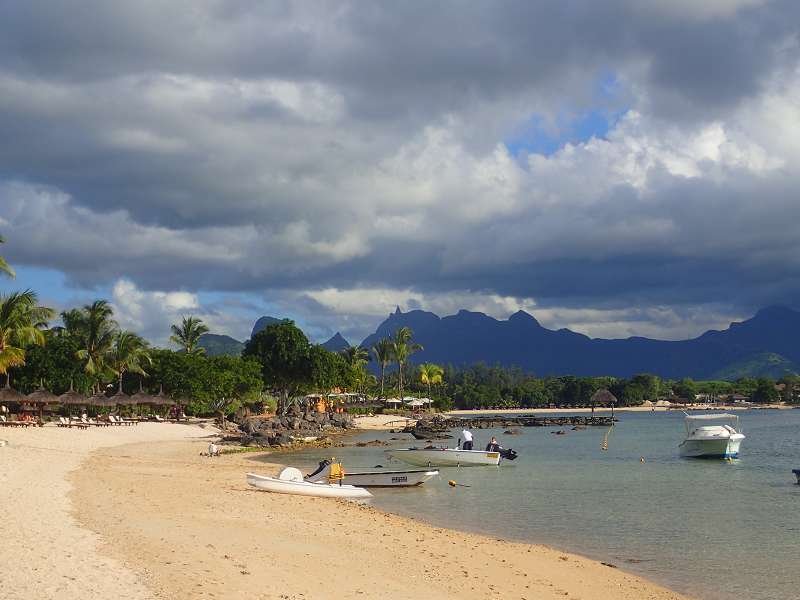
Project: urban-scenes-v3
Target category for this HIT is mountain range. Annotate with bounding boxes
[359,305,800,380]
[198,305,800,380]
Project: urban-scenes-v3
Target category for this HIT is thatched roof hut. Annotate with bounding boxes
[590,389,618,405]
[88,391,112,408]
[27,386,59,406]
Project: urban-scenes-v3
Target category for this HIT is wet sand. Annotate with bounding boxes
[70,436,691,600]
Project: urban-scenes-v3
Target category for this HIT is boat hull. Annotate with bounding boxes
[386,448,501,467]
[246,473,372,499]
[793,469,800,485]
[342,469,439,487]
[679,434,744,458]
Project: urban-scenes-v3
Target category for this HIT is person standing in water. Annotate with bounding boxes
[461,427,474,450]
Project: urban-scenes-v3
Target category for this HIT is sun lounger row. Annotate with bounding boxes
[0,415,42,427]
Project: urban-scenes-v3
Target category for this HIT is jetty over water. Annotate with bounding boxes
[443,414,617,429]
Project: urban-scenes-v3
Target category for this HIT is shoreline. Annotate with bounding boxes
[445,404,789,416]
[69,434,690,600]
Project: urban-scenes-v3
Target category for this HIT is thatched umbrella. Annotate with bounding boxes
[58,383,88,416]
[590,388,618,416]
[0,381,25,418]
[130,381,157,417]
[26,384,59,420]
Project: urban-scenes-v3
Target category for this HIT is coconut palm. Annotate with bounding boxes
[341,345,369,368]
[63,300,118,390]
[170,316,209,355]
[392,327,422,401]
[0,234,14,278]
[419,363,444,397]
[371,338,393,397]
[108,330,151,392]
[0,290,54,379]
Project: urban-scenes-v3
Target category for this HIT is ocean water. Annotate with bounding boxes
[274,410,800,600]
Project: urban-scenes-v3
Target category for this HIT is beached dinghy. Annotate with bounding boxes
[305,459,439,487]
[385,447,517,467]
[246,467,372,499]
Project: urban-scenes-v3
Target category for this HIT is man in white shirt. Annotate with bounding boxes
[461,427,474,450]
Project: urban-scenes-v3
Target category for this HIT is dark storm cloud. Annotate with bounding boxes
[1,0,799,340]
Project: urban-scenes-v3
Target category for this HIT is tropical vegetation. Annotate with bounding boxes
[170,316,209,355]
[0,290,54,382]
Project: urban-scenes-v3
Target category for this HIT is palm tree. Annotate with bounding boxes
[63,300,118,391]
[392,327,422,401]
[108,330,151,392]
[170,316,209,355]
[341,345,369,368]
[0,290,54,380]
[371,338,393,397]
[419,363,444,397]
[0,234,14,278]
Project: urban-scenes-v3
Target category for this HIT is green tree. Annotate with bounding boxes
[391,326,422,400]
[12,332,93,394]
[108,331,151,392]
[242,321,311,414]
[0,234,14,278]
[418,362,444,397]
[371,338,393,398]
[170,315,210,355]
[751,377,779,404]
[673,378,697,401]
[309,345,348,393]
[0,290,54,381]
[63,300,118,391]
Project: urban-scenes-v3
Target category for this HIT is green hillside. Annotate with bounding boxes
[197,333,245,357]
[711,352,799,380]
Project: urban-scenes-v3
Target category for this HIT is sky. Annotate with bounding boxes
[1,0,800,347]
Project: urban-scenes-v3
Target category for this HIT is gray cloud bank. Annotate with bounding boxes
[1,1,799,343]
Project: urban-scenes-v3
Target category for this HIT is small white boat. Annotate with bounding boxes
[793,469,799,485]
[678,413,745,458]
[304,460,438,487]
[246,468,372,499]
[385,447,516,467]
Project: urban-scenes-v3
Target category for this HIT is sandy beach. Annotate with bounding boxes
[0,423,213,600]
[1,423,691,600]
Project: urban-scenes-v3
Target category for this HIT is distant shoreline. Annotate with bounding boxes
[445,403,791,416]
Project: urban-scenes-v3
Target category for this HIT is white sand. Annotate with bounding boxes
[352,414,417,429]
[0,423,213,600]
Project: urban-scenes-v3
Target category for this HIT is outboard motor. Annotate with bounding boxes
[305,459,332,482]
[499,448,518,461]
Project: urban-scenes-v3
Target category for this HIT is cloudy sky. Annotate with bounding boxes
[1,0,799,346]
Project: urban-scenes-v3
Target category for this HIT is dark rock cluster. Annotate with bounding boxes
[234,404,355,447]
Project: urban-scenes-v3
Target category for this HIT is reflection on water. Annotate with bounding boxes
[270,410,800,600]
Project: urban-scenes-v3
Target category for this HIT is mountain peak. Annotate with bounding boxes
[250,316,290,339]
[508,309,540,326]
[321,332,350,352]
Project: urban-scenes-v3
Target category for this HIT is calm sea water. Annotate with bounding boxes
[274,410,800,600]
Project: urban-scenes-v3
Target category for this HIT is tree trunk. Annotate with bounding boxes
[398,361,403,401]
[380,364,385,397]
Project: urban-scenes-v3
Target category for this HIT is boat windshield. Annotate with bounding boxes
[684,413,741,433]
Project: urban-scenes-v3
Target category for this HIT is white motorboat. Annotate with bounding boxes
[385,446,517,467]
[678,413,745,458]
[246,468,372,499]
[304,459,439,487]
[793,469,799,485]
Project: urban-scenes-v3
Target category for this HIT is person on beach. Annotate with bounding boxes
[460,427,473,450]
[485,436,501,452]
